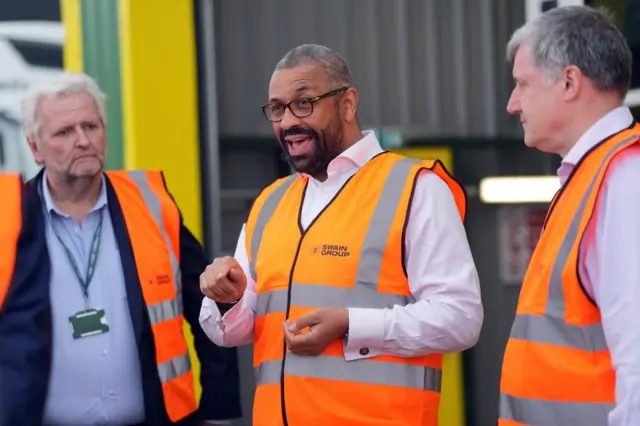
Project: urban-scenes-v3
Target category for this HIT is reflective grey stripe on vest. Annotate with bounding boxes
[249,174,297,282]
[126,170,191,382]
[500,393,611,426]
[256,353,442,391]
[500,135,639,424]
[251,158,441,392]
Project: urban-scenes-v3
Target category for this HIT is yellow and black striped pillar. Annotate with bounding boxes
[60,0,205,400]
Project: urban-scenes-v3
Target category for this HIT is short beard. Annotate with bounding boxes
[279,115,344,177]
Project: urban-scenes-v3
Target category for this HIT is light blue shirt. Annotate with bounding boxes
[41,172,145,426]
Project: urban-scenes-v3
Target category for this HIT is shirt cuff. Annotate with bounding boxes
[221,290,256,327]
[344,308,385,361]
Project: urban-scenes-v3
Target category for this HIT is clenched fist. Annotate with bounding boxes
[200,256,247,303]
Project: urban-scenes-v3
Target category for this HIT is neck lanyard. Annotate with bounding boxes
[50,211,104,310]
[39,179,104,311]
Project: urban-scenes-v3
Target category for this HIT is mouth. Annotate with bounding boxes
[72,154,100,165]
[285,135,314,156]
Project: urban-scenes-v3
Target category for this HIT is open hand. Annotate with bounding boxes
[282,308,349,356]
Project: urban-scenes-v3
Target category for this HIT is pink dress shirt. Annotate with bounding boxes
[200,130,483,361]
[557,106,640,426]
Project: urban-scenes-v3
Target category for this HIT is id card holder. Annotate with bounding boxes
[69,309,109,339]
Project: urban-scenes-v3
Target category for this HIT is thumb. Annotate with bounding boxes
[227,266,244,284]
[290,311,320,332]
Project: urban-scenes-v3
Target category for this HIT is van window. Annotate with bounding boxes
[8,38,63,69]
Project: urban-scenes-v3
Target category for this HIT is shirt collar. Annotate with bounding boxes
[336,129,384,168]
[560,106,634,169]
[41,170,108,217]
[298,129,384,180]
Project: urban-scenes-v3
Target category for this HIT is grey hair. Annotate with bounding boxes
[506,5,632,96]
[275,44,352,89]
[20,71,107,141]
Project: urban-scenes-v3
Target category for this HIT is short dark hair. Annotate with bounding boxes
[275,44,352,90]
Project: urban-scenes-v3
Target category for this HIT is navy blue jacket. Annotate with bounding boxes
[0,181,52,426]
[1,171,242,425]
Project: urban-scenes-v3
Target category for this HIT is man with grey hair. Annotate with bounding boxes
[500,5,640,426]
[199,44,483,424]
[15,71,241,426]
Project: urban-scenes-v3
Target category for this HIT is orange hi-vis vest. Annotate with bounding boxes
[0,173,23,311]
[106,170,197,422]
[245,152,467,426]
[499,125,640,426]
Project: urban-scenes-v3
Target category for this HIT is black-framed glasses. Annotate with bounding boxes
[261,87,349,122]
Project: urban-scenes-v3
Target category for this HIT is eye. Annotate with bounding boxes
[269,103,285,114]
[54,127,71,137]
[294,99,311,108]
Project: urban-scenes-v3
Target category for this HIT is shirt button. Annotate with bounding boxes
[359,347,369,356]
[103,350,108,356]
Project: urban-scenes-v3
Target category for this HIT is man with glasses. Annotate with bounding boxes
[199,43,483,425]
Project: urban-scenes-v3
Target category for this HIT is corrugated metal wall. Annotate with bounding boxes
[213,0,526,139]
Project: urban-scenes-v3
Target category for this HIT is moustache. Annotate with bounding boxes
[280,127,319,142]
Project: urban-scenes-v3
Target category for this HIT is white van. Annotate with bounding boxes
[0,20,64,179]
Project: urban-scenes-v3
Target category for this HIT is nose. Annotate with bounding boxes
[279,106,303,131]
[75,125,91,147]
[506,88,521,116]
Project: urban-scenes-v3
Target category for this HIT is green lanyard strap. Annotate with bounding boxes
[50,211,104,310]
[38,179,104,311]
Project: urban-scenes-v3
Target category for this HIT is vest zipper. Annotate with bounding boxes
[277,160,383,424]
[280,236,306,426]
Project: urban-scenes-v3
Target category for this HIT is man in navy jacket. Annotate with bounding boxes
[0,176,52,426]
[2,72,242,425]
[28,170,242,426]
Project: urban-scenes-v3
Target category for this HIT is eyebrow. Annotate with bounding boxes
[268,84,312,103]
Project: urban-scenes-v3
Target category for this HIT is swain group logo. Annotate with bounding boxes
[310,244,350,257]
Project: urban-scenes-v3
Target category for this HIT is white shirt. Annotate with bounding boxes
[200,130,483,361]
[557,106,640,426]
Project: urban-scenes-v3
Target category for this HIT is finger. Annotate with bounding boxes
[215,269,231,282]
[292,310,321,331]
[212,260,233,278]
[283,321,312,348]
[227,266,243,283]
[199,273,209,292]
[209,284,227,301]
[201,267,218,286]
[282,322,298,347]
[288,323,316,346]
[290,329,317,347]
[215,278,239,297]
[213,256,234,269]
[200,273,218,299]
[201,286,216,300]
[282,319,298,335]
[202,264,230,292]
[286,334,319,356]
